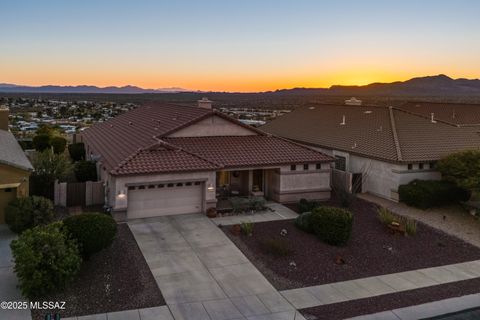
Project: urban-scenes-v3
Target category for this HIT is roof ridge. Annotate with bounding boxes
[111,147,144,174]
[261,134,335,162]
[393,106,460,127]
[388,106,403,161]
[155,138,223,168]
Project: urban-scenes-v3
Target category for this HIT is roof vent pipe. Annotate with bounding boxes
[340,115,346,125]
[431,113,437,123]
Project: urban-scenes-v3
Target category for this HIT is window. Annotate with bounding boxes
[185,182,192,186]
[290,165,296,171]
[419,163,424,170]
[127,186,135,191]
[158,184,164,188]
[407,164,413,170]
[167,183,174,187]
[138,185,145,190]
[316,163,321,170]
[334,156,347,171]
[303,164,309,170]
[429,162,436,169]
[176,183,183,187]
[194,181,201,186]
[148,185,155,189]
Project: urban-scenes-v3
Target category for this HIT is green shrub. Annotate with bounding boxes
[297,198,321,213]
[5,196,54,234]
[32,134,51,152]
[377,207,395,225]
[240,221,254,236]
[294,211,314,233]
[377,207,418,236]
[10,222,82,299]
[310,206,353,246]
[262,239,292,256]
[50,136,67,154]
[248,197,266,211]
[74,160,97,182]
[399,179,470,209]
[68,143,86,162]
[63,213,117,258]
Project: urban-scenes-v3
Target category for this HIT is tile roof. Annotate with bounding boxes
[112,142,219,175]
[261,104,480,163]
[81,104,213,170]
[400,102,480,126]
[81,104,332,175]
[164,136,332,169]
[0,129,33,171]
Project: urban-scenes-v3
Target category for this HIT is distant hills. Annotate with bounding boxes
[274,75,480,96]
[1,75,480,96]
[0,84,190,94]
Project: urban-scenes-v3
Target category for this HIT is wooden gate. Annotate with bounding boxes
[67,182,86,207]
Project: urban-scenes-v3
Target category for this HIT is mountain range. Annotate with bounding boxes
[1,75,480,96]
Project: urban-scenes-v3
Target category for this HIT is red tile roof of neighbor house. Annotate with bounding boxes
[261,104,480,163]
[81,104,332,175]
[399,101,480,126]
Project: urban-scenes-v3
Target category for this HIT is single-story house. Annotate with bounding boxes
[80,99,333,220]
[0,107,33,223]
[261,102,480,201]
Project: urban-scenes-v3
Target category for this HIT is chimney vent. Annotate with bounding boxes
[0,106,9,131]
[198,97,212,109]
[345,97,362,106]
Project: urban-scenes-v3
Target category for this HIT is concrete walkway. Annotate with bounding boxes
[345,293,480,320]
[280,260,480,310]
[128,214,305,320]
[212,202,298,226]
[0,225,31,320]
[358,193,480,248]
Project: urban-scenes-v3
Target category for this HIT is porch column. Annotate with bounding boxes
[248,170,253,193]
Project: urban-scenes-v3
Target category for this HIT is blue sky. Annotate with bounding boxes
[1,0,479,91]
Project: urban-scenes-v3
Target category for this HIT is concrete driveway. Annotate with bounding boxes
[128,214,305,320]
[0,225,31,320]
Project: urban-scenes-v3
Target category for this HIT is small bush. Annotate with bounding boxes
[298,198,321,213]
[377,207,395,225]
[63,213,117,258]
[10,222,82,299]
[68,143,86,162]
[377,207,417,236]
[74,160,97,182]
[32,134,51,152]
[262,239,292,256]
[310,206,353,246]
[5,196,54,233]
[240,221,254,236]
[399,179,470,209]
[248,197,266,211]
[50,136,67,154]
[294,211,314,233]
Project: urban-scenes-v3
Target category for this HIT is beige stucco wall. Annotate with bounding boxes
[108,171,216,212]
[0,164,30,223]
[168,115,257,137]
[271,164,331,202]
[310,146,441,201]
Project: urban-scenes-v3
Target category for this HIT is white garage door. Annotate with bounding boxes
[127,181,203,219]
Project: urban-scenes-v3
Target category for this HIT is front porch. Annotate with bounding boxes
[216,168,272,199]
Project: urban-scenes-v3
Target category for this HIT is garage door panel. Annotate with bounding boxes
[127,184,203,219]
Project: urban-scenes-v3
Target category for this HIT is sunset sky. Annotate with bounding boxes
[1,0,479,92]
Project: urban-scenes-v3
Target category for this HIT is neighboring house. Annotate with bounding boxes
[0,107,33,224]
[261,102,480,201]
[80,99,333,220]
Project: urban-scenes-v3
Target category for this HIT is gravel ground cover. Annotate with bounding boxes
[31,224,165,320]
[224,198,480,290]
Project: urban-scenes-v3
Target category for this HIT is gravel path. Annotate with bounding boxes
[359,193,480,248]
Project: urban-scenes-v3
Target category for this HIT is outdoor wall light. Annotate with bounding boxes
[207,184,215,191]
[117,190,126,199]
